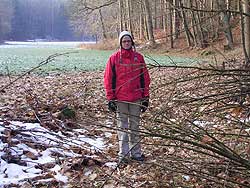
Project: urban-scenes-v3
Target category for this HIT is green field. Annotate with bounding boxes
[0,46,111,75]
[0,44,199,75]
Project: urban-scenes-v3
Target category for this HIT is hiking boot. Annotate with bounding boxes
[131,154,145,162]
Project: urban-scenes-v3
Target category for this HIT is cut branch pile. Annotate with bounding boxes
[141,59,250,187]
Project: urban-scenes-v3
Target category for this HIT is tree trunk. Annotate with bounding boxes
[195,0,206,48]
[99,9,107,39]
[190,0,198,47]
[139,3,145,40]
[144,0,155,45]
[126,0,133,35]
[154,0,157,29]
[168,0,174,48]
[161,0,166,31]
[243,0,250,63]
[209,0,219,40]
[118,0,123,32]
[217,0,234,49]
[173,0,180,39]
[180,0,193,47]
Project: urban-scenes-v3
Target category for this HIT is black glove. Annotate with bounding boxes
[108,101,117,112]
[141,98,149,113]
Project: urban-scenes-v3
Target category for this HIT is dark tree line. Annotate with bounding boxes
[0,0,78,42]
[0,0,14,42]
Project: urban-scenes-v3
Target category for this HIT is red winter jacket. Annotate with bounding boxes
[104,49,150,102]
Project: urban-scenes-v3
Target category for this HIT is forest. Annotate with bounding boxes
[67,0,250,61]
[0,0,76,42]
[1,0,250,59]
[1,0,250,188]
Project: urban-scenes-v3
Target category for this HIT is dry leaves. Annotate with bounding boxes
[1,65,250,187]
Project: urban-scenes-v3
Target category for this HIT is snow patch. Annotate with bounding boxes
[0,120,107,187]
[105,162,117,169]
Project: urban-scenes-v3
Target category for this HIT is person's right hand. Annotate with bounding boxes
[108,101,117,112]
[141,98,149,113]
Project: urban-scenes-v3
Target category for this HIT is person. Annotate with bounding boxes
[104,31,150,163]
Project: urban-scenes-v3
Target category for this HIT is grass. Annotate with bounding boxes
[0,47,112,75]
[0,45,200,75]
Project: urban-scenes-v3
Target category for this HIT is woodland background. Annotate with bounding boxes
[1,0,250,57]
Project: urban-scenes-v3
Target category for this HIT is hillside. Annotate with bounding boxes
[81,25,245,64]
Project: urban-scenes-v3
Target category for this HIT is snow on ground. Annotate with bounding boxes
[0,120,107,187]
[1,41,96,49]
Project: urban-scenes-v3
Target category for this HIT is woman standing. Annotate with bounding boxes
[104,31,150,163]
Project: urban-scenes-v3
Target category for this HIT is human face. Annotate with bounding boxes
[121,35,132,50]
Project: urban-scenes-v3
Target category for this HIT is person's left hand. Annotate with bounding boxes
[108,100,117,112]
[141,98,149,113]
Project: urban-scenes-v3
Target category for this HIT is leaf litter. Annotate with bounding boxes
[1,65,250,187]
[0,72,115,187]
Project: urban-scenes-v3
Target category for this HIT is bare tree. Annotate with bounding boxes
[180,0,194,47]
[196,0,207,47]
[118,0,123,32]
[168,0,174,48]
[242,0,250,63]
[139,3,146,40]
[144,0,156,45]
[216,0,234,49]
[68,0,117,40]
[173,0,181,39]
[126,0,133,35]
[99,9,107,39]
[66,0,250,52]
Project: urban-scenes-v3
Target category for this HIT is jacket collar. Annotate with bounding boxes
[120,48,133,59]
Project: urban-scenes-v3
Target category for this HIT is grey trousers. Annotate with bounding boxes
[116,101,142,159]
